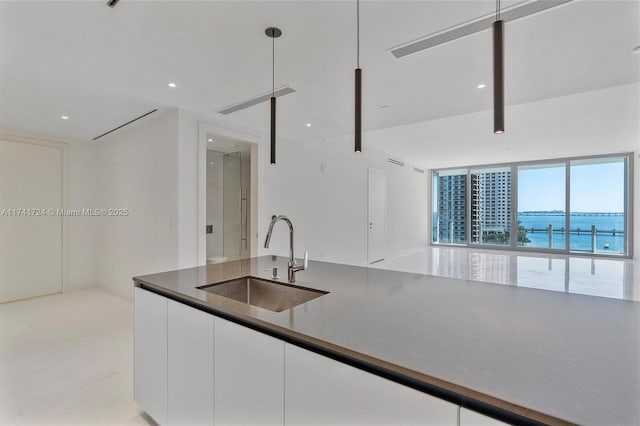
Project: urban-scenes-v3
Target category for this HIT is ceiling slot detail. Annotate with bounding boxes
[92,109,158,141]
[388,158,405,167]
[390,0,572,58]
[218,86,296,115]
[413,167,425,174]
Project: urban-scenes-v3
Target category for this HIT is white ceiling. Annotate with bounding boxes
[0,1,638,146]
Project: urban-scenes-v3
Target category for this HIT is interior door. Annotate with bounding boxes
[0,140,62,303]
[368,168,386,263]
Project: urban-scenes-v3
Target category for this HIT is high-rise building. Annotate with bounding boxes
[436,171,511,244]
[471,171,511,243]
[437,174,467,243]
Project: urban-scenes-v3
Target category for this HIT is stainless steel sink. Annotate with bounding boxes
[197,277,328,312]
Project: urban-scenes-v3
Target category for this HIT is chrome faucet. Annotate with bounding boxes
[264,215,308,283]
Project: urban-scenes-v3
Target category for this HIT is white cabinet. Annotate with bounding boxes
[284,344,458,426]
[134,289,496,426]
[134,287,168,425]
[167,299,215,426]
[460,408,509,426]
[214,317,284,425]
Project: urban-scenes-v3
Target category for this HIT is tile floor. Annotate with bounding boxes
[374,246,639,301]
[0,288,151,426]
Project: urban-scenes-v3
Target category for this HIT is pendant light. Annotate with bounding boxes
[354,0,362,153]
[266,27,282,164]
[493,0,504,134]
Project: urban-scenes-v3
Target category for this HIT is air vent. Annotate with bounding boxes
[414,167,425,174]
[388,158,405,167]
[218,86,296,115]
[390,0,572,58]
[92,109,158,141]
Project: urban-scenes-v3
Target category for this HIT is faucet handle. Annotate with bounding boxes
[303,250,309,270]
[264,267,279,280]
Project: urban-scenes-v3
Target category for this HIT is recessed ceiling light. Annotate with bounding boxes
[477,83,486,89]
[168,82,177,88]
[306,123,312,127]
[207,138,213,142]
[380,105,390,109]
[634,45,640,54]
[61,115,69,120]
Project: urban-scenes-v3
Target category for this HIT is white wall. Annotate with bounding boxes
[66,140,99,290]
[258,136,429,266]
[177,110,201,269]
[95,109,180,301]
[176,109,429,268]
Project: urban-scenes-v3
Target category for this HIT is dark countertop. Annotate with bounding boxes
[133,256,640,426]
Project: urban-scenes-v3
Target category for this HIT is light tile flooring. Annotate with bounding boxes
[0,288,151,426]
[1,247,637,426]
[374,246,639,301]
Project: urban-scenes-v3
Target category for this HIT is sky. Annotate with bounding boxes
[517,161,625,213]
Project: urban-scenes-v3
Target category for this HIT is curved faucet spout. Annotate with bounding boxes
[263,214,306,282]
[264,215,293,249]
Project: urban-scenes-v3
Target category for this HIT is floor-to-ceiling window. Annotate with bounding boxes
[431,153,633,257]
[517,163,567,250]
[569,156,627,255]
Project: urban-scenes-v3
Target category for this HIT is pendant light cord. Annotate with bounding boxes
[272,35,275,96]
[356,0,360,68]
[496,0,501,21]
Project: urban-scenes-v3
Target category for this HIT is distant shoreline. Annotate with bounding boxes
[518,211,623,216]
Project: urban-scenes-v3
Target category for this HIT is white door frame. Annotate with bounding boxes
[197,122,260,266]
[0,129,69,298]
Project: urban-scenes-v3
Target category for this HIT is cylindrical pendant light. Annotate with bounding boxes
[493,0,504,134]
[266,27,282,164]
[270,96,276,164]
[354,0,362,153]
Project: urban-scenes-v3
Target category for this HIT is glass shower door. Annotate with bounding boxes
[222,152,251,260]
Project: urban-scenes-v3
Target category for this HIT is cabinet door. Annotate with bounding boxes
[134,288,168,425]
[460,408,509,426]
[167,299,215,426]
[284,344,457,426]
[214,317,284,425]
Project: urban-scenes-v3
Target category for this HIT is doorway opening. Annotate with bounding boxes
[206,136,253,263]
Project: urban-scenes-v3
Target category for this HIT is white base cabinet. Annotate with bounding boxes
[134,287,168,425]
[134,288,503,426]
[284,344,458,426]
[214,317,284,425]
[167,298,215,426]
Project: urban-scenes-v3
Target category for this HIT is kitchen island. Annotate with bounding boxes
[133,256,639,426]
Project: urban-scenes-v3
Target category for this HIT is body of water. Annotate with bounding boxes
[518,213,625,253]
[432,213,626,254]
